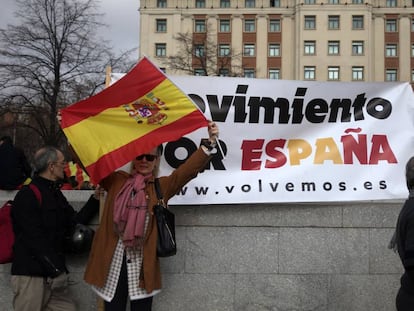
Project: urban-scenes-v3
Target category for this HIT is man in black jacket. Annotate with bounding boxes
[0,136,31,190]
[11,146,99,311]
[395,156,414,310]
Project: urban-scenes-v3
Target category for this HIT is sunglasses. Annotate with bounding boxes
[135,154,158,161]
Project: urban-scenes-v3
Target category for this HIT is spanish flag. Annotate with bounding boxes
[60,57,208,183]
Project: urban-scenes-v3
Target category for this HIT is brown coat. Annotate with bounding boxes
[83,148,211,293]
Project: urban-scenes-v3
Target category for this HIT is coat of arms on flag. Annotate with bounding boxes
[60,56,208,183]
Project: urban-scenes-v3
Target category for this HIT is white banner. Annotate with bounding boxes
[111,74,414,204]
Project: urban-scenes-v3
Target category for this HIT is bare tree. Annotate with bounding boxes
[165,25,243,77]
[0,0,135,149]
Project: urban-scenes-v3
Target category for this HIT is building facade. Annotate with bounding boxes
[139,0,414,84]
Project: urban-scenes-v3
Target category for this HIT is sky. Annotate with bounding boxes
[0,0,140,54]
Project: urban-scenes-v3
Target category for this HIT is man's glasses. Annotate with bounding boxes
[135,154,157,161]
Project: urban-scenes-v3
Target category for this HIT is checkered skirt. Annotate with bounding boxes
[91,212,161,301]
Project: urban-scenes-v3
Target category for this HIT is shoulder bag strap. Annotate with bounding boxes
[154,178,165,207]
[28,183,42,205]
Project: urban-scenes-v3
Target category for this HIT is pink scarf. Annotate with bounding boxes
[113,174,151,248]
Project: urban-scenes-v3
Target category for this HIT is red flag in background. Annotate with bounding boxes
[60,57,208,183]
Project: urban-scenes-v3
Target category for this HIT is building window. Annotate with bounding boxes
[269,19,281,32]
[194,44,205,57]
[328,0,339,3]
[386,0,397,7]
[195,20,206,32]
[412,44,414,57]
[243,44,255,56]
[244,69,255,78]
[304,41,316,55]
[155,43,166,57]
[244,19,256,32]
[352,67,364,81]
[270,0,280,7]
[304,0,316,3]
[352,41,364,55]
[412,69,414,82]
[304,66,316,80]
[269,68,280,79]
[156,19,167,32]
[219,19,230,32]
[386,19,397,32]
[385,44,397,57]
[412,19,414,32]
[352,0,363,3]
[218,44,230,56]
[328,66,340,80]
[304,16,316,30]
[219,68,229,76]
[194,68,206,76]
[195,0,205,8]
[269,44,280,57]
[157,0,167,8]
[352,16,364,30]
[328,41,340,55]
[328,16,340,30]
[220,0,230,8]
[385,69,397,81]
[245,0,255,7]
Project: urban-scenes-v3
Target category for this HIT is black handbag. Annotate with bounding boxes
[154,178,177,257]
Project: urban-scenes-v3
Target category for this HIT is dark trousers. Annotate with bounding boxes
[104,256,153,311]
[396,287,414,311]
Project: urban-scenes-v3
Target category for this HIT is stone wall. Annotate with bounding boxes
[0,190,403,311]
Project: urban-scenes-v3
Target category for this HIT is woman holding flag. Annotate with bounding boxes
[83,121,219,311]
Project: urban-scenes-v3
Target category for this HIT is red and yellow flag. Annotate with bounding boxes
[60,56,208,183]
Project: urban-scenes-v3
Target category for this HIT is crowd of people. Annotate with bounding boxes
[0,135,93,192]
[3,121,219,311]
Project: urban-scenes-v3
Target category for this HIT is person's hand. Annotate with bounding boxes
[208,121,219,144]
[57,110,62,124]
[48,272,69,291]
[93,185,104,200]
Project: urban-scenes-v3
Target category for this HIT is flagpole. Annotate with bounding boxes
[216,138,226,160]
[105,66,112,88]
[97,65,112,311]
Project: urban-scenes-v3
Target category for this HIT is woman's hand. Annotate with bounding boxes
[208,121,219,144]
